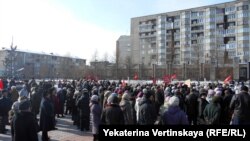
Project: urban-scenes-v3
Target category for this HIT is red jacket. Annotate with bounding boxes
[0,79,3,90]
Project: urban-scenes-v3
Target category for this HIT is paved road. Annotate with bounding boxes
[0,115,93,141]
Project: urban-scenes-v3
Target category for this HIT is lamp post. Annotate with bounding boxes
[50,53,54,80]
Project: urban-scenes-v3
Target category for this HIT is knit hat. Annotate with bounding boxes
[91,95,99,102]
[142,88,147,94]
[122,92,130,100]
[143,89,152,99]
[168,96,179,107]
[19,100,31,111]
[107,94,118,104]
[19,88,28,98]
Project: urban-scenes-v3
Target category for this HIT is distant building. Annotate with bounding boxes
[0,49,86,79]
[116,35,131,65]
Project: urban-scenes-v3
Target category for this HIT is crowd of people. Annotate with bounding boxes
[0,78,250,141]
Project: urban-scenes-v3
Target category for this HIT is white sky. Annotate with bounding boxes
[0,0,232,64]
[0,0,120,64]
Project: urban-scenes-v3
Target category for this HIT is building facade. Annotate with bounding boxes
[116,35,131,65]
[0,49,86,79]
[130,0,249,80]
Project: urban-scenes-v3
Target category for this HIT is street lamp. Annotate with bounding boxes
[50,53,54,80]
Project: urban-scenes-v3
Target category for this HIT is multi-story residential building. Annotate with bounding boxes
[116,35,131,65]
[0,48,86,79]
[130,0,249,80]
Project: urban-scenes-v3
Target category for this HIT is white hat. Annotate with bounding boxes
[91,95,99,102]
[168,96,179,107]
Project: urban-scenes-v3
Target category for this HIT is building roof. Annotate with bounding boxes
[1,48,86,61]
[131,0,246,19]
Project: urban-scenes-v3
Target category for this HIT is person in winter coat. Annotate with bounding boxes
[230,86,250,125]
[197,92,209,125]
[161,96,188,125]
[0,89,12,134]
[203,96,221,125]
[154,86,164,116]
[10,86,19,103]
[119,92,133,125]
[90,95,101,141]
[138,89,157,125]
[134,92,143,124]
[12,100,39,141]
[221,89,233,125]
[31,86,42,118]
[76,89,90,131]
[39,88,56,141]
[185,90,198,125]
[101,94,124,125]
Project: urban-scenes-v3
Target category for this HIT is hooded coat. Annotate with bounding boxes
[90,101,101,134]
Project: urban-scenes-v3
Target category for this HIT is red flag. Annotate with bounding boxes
[134,73,138,80]
[171,74,177,80]
[163,75,171,84]
[224,75,232,84]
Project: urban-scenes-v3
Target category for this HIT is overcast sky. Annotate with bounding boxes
[0,0,232,64]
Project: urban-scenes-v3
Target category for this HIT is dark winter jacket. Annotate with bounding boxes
[161,106,188,125]
[12,111,39,141]
[101,104,124,125]
[0,96,12,116]
[197,98,209,119]
[185,93,198,117]
[230,91,250,124]
[138,97,157,125]
[39,97,55,132]
[203,102,221,125]
[76,93,90,117]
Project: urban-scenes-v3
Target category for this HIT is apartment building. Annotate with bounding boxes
[0,49,86,79]
[130,0,249,80]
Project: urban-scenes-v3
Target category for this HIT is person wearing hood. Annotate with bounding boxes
[101,94,124,125]
[102,90,111,109]
[134,91,143,124]
[203,96,221,125]
[230,86,250,125]
[119,92,133,125]
[11,100,39,141]
[161,96,188,125]
[90,95,101,141]
[76,89,90,131]
[138,89,157,125]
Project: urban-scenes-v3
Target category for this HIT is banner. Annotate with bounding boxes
[184,79,191,87]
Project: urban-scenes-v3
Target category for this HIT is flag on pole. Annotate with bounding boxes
[224,75,232,84]
[133,73,138,80]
